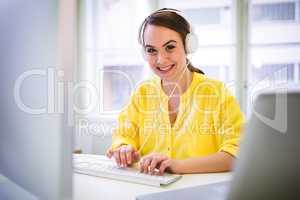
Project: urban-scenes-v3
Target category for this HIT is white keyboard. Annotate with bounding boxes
[73,154,182,187]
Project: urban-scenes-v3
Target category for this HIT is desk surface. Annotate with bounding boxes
[73,155,232,200]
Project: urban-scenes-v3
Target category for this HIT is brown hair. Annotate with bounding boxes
[138,8,204,75]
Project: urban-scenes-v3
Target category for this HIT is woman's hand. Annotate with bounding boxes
[139,153,183,175]
[106,144,140,167]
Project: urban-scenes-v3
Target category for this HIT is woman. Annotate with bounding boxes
[106,8,244,175]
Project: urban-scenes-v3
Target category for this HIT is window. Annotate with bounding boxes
[251,63,294,81]
[183,8,222,25]
[248,0,300,115]
[78,0,151,117]
[102,65,145,112]
[252,2,296,22]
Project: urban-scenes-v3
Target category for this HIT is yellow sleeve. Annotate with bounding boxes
[215,85,245,157]
[110,90,141,151]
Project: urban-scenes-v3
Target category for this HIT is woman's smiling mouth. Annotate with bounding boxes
[156,64,176,73]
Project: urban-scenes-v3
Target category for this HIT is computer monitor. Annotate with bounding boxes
[227,89,300,199]
[0,0,75,199]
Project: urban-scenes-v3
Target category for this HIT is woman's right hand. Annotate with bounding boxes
[106,144,140,167]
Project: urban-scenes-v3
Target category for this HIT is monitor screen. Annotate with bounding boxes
[0,0,74,199]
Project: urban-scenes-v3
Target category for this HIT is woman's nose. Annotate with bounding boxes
[156,51,168,65]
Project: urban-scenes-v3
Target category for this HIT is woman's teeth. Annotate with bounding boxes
[158,64,174,72]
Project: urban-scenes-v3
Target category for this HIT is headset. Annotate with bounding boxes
[139,8,199,56]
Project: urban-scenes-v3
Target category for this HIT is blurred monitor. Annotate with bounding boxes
[0,0,74,199]
[228,89,300,199]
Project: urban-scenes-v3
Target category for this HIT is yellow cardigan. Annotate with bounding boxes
[111,73,244,159]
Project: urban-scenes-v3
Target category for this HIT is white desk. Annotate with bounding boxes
[73,155,232,200]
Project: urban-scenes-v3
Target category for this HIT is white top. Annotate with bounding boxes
[73,155,232,200]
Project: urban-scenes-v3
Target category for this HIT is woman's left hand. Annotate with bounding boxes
[139,153,182,175]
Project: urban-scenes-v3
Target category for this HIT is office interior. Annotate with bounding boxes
[0,0,299,199]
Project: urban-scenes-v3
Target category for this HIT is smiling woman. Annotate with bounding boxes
[143,26,188,82]
[106,8,244,176]
[139,8,204,77]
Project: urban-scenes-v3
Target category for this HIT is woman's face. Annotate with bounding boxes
[143,25,188,82]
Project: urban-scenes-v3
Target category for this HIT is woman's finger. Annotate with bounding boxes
[125,145,133,165]
[159,159,171,175]
[133,151,140,162]
[105,148,113,158]
[140,157,151,173]
[119,146,127,167]
[148,156,166,175]
[113,150,121,167]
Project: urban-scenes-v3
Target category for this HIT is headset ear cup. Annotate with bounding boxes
[185,33,199,54]
[141,48,146,60]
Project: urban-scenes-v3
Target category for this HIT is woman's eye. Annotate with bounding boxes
[146,48,156,54]
[166,45,175,51]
